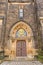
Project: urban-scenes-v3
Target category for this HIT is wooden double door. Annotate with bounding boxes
[16,40,27,57]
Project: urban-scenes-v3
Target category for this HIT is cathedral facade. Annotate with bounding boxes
[0,0,43,60]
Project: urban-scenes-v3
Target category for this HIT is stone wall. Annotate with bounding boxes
[36,0,43,49]
[4,2,38,49]
[0,0,7,16]
[0,0,43,55]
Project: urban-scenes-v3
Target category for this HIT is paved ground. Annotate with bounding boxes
[0,61,43,65]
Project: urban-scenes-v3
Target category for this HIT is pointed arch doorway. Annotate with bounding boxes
[16,40,27,57]
[9,22,36,60]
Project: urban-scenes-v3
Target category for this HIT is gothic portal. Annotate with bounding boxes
[5,22,37,60]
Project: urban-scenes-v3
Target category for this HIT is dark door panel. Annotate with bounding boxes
[16,40,27,57]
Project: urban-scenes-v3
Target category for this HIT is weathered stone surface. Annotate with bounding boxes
[0,0,43,60]
[0,0,6,16]
[0,61,43,65]
[36,0,43,17]
[8,0,33,2]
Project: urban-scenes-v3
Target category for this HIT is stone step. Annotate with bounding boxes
[0,61,43,65]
